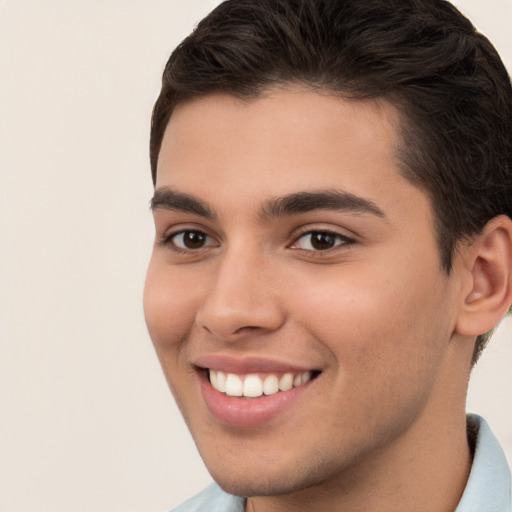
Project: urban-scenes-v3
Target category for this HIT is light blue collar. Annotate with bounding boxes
[455,414,511,512]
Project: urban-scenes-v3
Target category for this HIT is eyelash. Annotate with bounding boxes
[290,230,355,253]
[159,228,355,254]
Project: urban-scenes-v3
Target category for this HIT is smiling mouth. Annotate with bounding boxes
[207,369,320,398]
[196,364,322,426]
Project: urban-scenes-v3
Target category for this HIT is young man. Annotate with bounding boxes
[144,0,512,510]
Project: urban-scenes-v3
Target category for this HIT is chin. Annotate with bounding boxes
[205,452,347,499]
[212,473,308,499]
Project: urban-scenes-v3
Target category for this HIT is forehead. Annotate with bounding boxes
[160,90,401,164]
[155,89,429,224]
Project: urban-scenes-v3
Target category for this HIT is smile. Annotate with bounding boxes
[209,370,314,398]
[197,362,320,427]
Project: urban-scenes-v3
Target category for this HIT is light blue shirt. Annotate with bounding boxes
[455,415,511,511]
[171,415,511,512]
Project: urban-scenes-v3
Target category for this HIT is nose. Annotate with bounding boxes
[196,248,285,341]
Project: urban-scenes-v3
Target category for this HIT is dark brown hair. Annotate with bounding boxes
[150,0,512,362]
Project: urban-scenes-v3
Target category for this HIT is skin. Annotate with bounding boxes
[144,90,481,512]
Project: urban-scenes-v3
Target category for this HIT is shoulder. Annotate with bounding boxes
[170,483,246,512]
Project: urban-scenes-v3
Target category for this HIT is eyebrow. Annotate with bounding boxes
[150,187,386,221]
[261,190,386,219]
[150,188,217,219]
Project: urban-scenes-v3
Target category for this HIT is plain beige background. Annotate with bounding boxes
[0,1,510,511]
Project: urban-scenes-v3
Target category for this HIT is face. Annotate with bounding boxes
[144,90,466,498]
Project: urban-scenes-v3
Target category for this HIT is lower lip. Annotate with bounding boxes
[199,373,313,428]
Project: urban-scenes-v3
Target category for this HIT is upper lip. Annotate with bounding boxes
[194,355,317,374]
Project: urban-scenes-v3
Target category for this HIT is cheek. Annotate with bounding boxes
[289,262,450,374]
[287,268,453,440]
[143,260,199,354]
[143,261,204,417]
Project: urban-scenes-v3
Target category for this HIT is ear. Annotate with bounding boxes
[455,215,512,337]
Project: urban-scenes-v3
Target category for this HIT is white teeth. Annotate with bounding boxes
[216,371,226,392]
[243,375,263,397]
[278,373,294,391]
[209,370,218,388]
[225,374,243,396]
[263,375,279,395]
[209,370,313,397]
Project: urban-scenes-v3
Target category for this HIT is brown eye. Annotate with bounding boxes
[168,230,216,250]
[293,230,353,251]
[310,232,337,250]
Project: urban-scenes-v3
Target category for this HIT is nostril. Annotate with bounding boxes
[234,325,261,334]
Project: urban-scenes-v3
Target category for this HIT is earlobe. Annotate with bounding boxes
[455,215,512,337]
